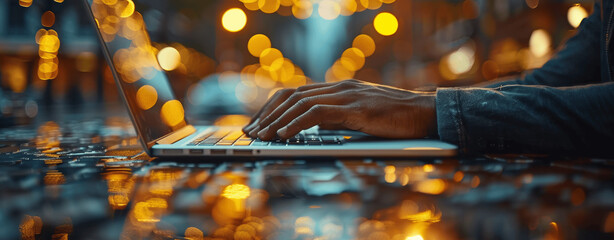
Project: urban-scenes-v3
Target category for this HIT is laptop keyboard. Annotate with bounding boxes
[187,128,345,147]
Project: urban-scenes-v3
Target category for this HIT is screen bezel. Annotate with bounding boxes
[82,0,190,154]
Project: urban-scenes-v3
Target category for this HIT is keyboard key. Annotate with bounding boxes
[217,131,244,146]
[321,136,338,144]
[234,139,253,146]
[188,129,215,145]
[251,141,270,146]
[197,129,230,146]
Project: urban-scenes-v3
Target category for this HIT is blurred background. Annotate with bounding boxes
[0,0,594,127]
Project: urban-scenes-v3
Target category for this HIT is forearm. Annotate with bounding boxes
[436,82,614,155]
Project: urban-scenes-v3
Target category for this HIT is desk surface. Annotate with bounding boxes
[1,117,614,240]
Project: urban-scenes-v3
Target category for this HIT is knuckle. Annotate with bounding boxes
[296,97,312,108]
[310,104,324,114]
[279,88,294,96]
[295,85,310,92]
[288,92,304,103]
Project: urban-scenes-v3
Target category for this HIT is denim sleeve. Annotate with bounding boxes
[483,2,602,88]
[436,82,614,155]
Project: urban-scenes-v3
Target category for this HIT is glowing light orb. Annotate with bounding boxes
[318,0,341,20]
[529,29,551,58]
[160,100,185,127]
[567,4,588,29]
[248,34,271,57]
[222,184,251,199]
[352,34,376,57]
[157,47,181,71]
[136,85,158,110]
[373,12,398,36]
[222,8,247,32]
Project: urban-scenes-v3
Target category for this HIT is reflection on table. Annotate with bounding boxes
[1,118,614,240]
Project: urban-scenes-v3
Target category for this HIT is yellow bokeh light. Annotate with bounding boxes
[136,85,158,110]
[361,0,382,10]
[292,0,314,19]
[258,0,281,14]
[260,48,284,71]
[414,179,446,195]
[318,0,341,20]
[222,8,247,32]
[529,29,551,58]
[19,0,33,7]
[35,29,47,44]
[352,34,376,57]
[340,48,365,71]
[222,184,251,199]
[115,0,135,18]
[102,0,118,6]
[280,0,293,7]
[567,4,588,29]
[157,47,181,71]
[331,61,355,80]
[248,34,271,57]
[244,1,260,11]
[340,0,357,16]
[160,100,185,127]
[270,58,296,82]
[373,12,398,36]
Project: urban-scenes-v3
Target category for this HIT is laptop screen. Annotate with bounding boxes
[85,0,188,145]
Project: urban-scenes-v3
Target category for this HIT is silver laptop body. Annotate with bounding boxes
[84,0,457,158]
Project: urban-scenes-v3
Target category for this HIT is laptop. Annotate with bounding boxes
[83,0,457,158]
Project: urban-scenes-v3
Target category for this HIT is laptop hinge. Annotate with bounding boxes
[156,125,197,145]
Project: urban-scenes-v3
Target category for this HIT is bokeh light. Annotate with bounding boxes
[222,8,247,32]
[157,47,181,71]
[115,0,135,18]
[529,29,551,58]
[446,46,475,75]
[160,100,185,127]
[352,34,376,57]
[373,12,398,36]
[222,184,251,199]
[340,48,365,71]
[259,48,284,71]
[41,11,56,28]
[292,0,313,19]
[259,0,281,14]
[567,4,588,29]
[318,0,341,20]
[248,34,271,57]
[136,85,158,110]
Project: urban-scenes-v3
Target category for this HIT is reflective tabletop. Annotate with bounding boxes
[1,117,614,240]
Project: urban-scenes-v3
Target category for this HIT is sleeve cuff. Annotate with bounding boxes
[436,88,466,153]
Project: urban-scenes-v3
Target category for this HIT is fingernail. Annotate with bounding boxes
[257,127,269,139]
[277,127,288,138]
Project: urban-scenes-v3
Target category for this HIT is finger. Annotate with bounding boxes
[244,82,336,135]
[276,105,349,139]
[254,81,354,135]
[243,88,294,134]
[257,95,346,140]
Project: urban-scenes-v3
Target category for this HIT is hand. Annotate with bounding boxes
[242,80,438,140]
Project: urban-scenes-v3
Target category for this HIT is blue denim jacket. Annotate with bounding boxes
[436,1,614,155]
